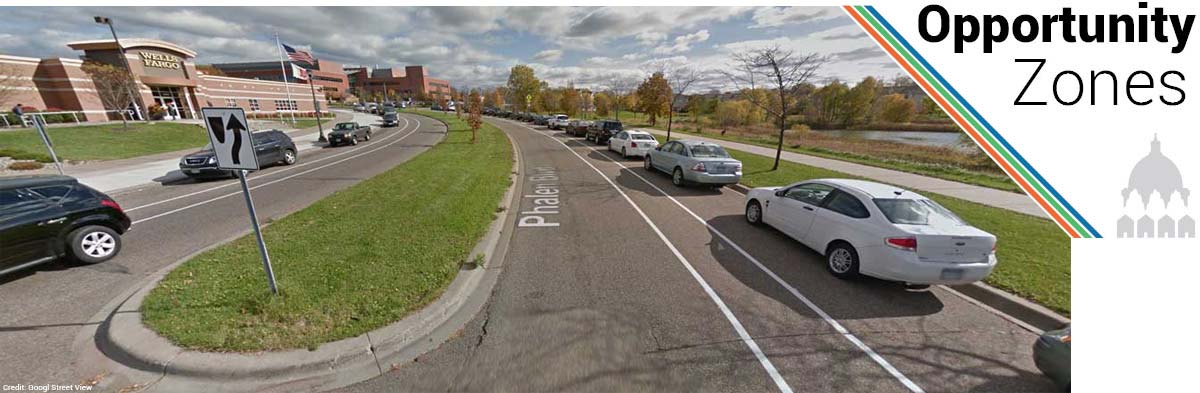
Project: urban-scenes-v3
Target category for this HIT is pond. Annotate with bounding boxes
[813,129,976,151]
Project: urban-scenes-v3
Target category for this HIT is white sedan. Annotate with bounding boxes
[607,130,659,158]
[744,179,997,285]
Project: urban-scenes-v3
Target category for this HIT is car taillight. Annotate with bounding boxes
[630,142,638,148]
[101,199,124,213]
[690,162,707,172]
[886,237,917,251]
[991,241,997,253]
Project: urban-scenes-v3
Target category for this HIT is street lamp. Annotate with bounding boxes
[94,16,146,122]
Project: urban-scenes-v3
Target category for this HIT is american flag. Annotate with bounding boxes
[282,43,314,64]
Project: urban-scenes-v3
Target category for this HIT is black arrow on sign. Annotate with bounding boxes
[225,114,246,165]
[206,116,226,143]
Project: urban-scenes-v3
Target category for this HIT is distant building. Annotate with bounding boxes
[0,38,325,122]
[211,59,349,96]
[343,65,450,102]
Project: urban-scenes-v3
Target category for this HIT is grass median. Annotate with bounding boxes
[141,110,513,351]
[654,134,1070,315]
[0,122,209,162]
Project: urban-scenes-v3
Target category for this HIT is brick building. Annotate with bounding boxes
[342,65,451,103]
[0,38,325,123]
[211,58,349,97]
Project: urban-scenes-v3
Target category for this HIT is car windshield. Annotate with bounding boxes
[334,123,356,130]
[689,145,730,158]
[873,198,965,226]
[604,122,623,131]
[631,134,655,141]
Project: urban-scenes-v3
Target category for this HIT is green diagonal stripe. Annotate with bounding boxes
[853,6,1089,237]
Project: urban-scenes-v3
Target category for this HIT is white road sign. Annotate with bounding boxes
[201,107,259,171]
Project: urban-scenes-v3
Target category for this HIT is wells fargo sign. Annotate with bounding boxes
[139,51,182,69]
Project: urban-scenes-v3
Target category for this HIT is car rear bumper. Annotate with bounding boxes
[684,171,742,185]
[859,246,997,284]
[624,146,654,157]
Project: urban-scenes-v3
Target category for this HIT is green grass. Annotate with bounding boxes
[0,122,209,162]
[141,110,513,351]
[656,133,1070,315]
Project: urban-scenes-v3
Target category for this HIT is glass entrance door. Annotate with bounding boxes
[150,85,188,120]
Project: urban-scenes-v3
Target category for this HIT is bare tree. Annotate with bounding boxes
[82,61,138,129]
[606,74,636,123]
[647,60,702,142]
[722,45,826,170]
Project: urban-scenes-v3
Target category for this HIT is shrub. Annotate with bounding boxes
[8,161,45,171]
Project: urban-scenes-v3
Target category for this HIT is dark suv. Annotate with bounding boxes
[179,130,298,179]
[1,176,132,276]
[586,120,624,144]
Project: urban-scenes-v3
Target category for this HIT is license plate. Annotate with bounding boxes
[940,268,964,280]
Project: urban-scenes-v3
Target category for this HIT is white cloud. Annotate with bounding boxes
[750,6,841,29]
[654,30,710,54]
[533,49,563,63]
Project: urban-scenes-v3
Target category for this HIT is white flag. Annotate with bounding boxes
[291,63,309,81]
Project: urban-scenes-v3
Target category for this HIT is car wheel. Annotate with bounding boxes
[621,147,628,158]
[826,242,861,280]
[350,136,359,146]
[672,168,685,187]
[68,225,121,264]
[282,149,297,165]
[745,200,764,226]
[364,132,371,141]
[644,156,654,171]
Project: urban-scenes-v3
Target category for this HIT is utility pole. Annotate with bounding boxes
[94,16,146,122]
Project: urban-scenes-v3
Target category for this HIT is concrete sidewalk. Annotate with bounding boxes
[69,110,353,193]
[644,128,1047,218]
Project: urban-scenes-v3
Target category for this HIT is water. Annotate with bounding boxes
[813,129,974,151]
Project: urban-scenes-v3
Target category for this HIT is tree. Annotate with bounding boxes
[723,46,826,170]
[878,93,916,123]
[811,81,849,127]
[606,74,636,122]
[506,65,540,113]
[561,83,580,117]
[635,72,671,126]
[82,61,139,129]
[843,76,880,126]
[594,92,612,117]
[468,89,483,143]
[715,99,750,134]
[652,62,702,141]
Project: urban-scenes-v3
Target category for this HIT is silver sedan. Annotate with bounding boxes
[644,140,742,187]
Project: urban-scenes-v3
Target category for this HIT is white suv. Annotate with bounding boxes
[548,114,570,130]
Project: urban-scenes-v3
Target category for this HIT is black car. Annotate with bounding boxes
[1,176,132,276]
[586,120,624,144]
[533,115,550,126]
[381,112,399,127]
[179,130,298,179]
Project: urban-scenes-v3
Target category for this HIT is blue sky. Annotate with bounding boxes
[0,7,899,91]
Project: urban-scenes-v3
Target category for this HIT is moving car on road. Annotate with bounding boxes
[180,130,298,179]
[644,140,741,187]
[1034,326,1071,391]
[566,120,593,136]
[608,129,659,158]
[585,120,623,144]
[328,122,372,147]
[1,175,132,276]
[548,114,570,130]
[743,179,997,285]
[381,112,400,127]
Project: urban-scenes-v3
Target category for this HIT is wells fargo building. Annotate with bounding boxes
[1,38,327,122]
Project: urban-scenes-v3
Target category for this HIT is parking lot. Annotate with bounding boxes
[334,115,1057,392]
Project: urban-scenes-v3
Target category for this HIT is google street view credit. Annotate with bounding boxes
[0,3,1093,393]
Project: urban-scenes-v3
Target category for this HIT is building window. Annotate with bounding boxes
[225,98,237,107]
[274,99,298,111]
[249,99,260,111]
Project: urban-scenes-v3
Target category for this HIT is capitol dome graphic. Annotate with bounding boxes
[1118,135,1194,238]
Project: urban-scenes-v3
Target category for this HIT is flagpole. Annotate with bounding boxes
[306,64,327,142]
[274,31,297,124]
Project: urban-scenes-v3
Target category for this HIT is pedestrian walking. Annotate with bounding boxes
[12,103,26,127]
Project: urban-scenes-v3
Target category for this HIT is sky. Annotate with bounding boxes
[0,6,900,91]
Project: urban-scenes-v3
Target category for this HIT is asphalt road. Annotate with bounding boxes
[0,111,446,386]
[336,118,1058,392]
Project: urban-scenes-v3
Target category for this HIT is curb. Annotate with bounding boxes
[85,112,522,392]
[724,181,1069,333]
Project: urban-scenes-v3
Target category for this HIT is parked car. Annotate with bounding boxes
[381,112,399,127]
[533,115,550,126]
[743,179,998,285]
[548,114,570,130]
[1,175,132,276]
[328,122,372,147]
[1034,325,1071,391]
[608,130,659,158]
[353,103,365,112]
[431,105,443,111]
[645,140,741,187]
[180,130,298,179]
[566,120,594,136]
[586,120,624,144]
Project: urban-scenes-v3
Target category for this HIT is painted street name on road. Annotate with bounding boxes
[518,166,560,228]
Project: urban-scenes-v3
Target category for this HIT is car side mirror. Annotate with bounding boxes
[775,189,787,197]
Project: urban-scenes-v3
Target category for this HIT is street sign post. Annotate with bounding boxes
[200,107,278,295]
[32,116,64,175]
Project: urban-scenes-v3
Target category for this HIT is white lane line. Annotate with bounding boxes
[131,117,425,225]
[126,114,398,212]
[503,120,794,393]
[540,126,925,393]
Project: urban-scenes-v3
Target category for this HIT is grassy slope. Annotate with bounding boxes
[141,110,513,351]
[664,135,1070,315]
[0,122,209,162]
